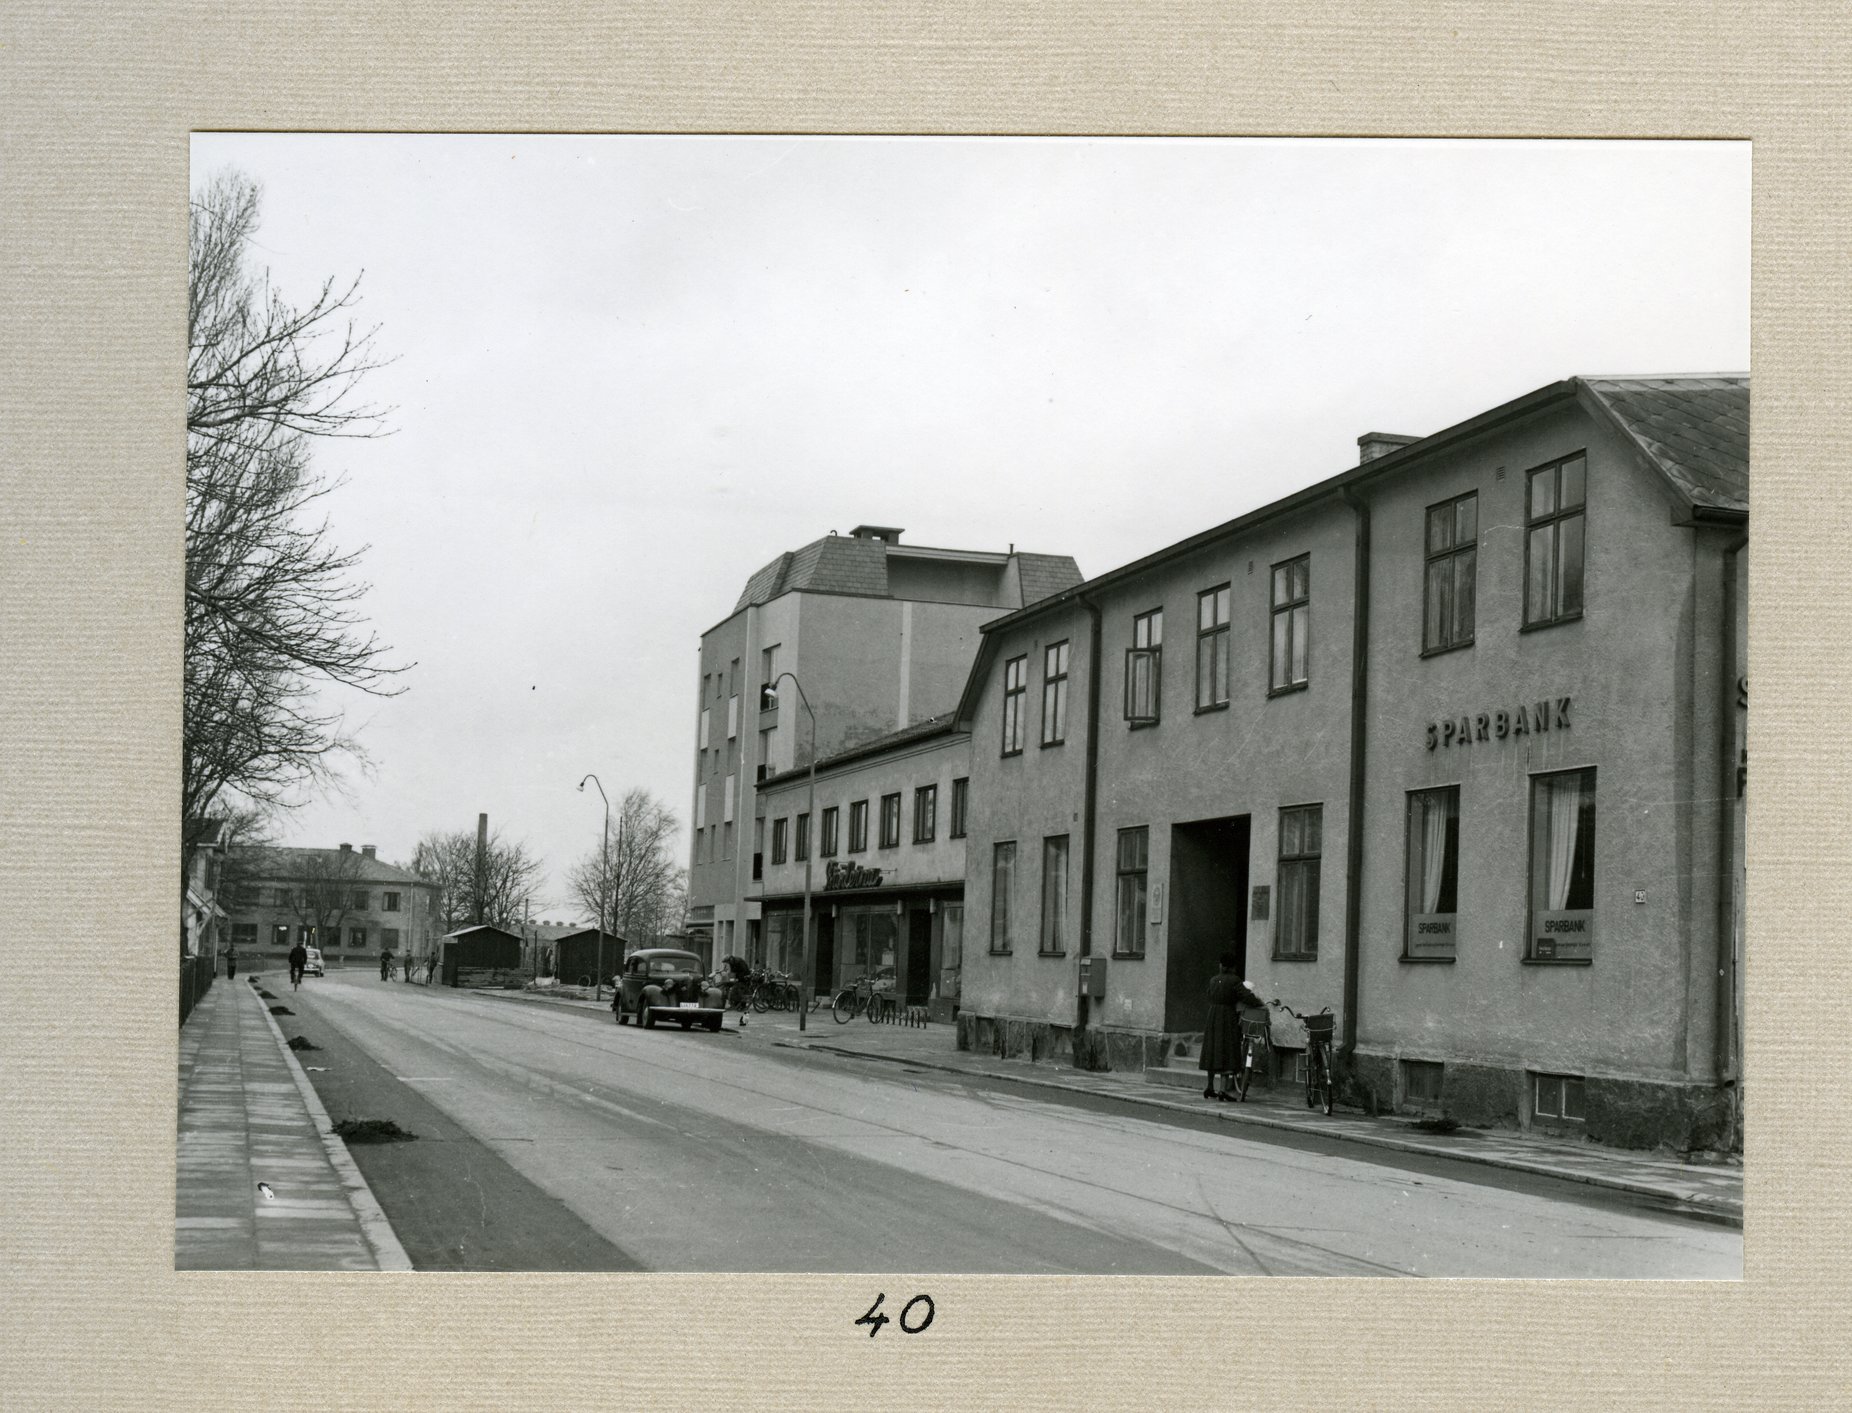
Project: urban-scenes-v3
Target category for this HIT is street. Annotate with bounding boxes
[271,970,1740,1277]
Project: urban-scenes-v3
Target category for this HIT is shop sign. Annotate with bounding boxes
[1408,913,1455,957]
[1426,696,1571,751]
[1531,909,1592,961]
[825,861,885,891]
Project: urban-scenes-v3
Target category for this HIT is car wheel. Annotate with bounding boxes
[614,1004,625,1025]
[641,1004,655,1029]
[706,1016,722,1032]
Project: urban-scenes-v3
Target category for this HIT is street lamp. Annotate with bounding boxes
[578,773,610,996]
[761,672,816,1032]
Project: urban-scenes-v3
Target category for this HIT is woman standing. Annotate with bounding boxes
[1199,951,1264,1100]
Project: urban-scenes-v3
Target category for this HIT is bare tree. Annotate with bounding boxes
[412,826,543,932]
[183,168,401,880]
[567,789,687,944]
[289,849,368,946]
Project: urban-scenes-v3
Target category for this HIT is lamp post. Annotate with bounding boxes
[578,773,610,997]
[761,672,817,1032]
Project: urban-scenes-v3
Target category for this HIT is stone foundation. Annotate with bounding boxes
[957,1014,1196,1076]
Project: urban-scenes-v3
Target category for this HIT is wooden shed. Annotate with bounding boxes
[440,924,525,988]
[553,928,626,986]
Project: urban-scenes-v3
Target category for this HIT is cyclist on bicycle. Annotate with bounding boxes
[1199,951,1264,1101]
[720,954,752,1010]
[287,940,308,989]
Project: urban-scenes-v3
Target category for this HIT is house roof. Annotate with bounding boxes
[226,845,429,886]
[732,532,1083,614]
[441,924,523,941]
[759,712,963,788]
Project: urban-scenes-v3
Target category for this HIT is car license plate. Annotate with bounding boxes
[679,1002,698,1009]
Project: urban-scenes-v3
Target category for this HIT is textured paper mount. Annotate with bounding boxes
[2,3,1843,1409]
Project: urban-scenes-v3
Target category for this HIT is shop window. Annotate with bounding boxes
[1405,786,1460,959]
[821,806,839,857]
[771,817,788,865]
[879,793,901,849]
[1002,654,1028,755]
[1041,640,1070,745]
[990,842,1016,953]
[1402,1059,1445,1104]
[913,784,937,844]
[1269,555,1310,694]
[1040,835,1069,955]
[1275,804,1321,959]
[1125,609,1162,725]
[1196,584,1230,710]
[1532,1072,1586,1121]
[940,904,964,1003]
[1114,826,1149,957]
[949,778,969,838]
[1529,768,1596,960]
[848,800,869,853]
[1423,492,1478,653]
[1524,453,1587,628]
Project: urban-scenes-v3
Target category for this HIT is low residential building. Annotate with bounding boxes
[220,842,441,968]
[953,375,1747,1150]
[756,715,971,1019]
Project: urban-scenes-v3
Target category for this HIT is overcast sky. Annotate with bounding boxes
[188,134,1750,920]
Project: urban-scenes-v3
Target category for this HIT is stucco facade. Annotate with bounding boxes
[955,376,1747,1151]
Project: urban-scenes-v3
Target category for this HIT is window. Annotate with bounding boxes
[1114,827,1149,956]
[1402,1059,1445,1105]
[695,786,707,831]
[347,927,367,950]
[383,928,400,949]
[990,842,1017,953]
[1275,805,1321,959]
[758,728,773,776]
[1532,1072,1586,1122]
[723,822,734,859]
[274,887,292,908]
[771,817,788,865]
[1423,492,1478,653]
[699,706,710,750]
[1040,835,1070,955]
[1270,555,1310,693]
[795,812,810,862]
[848,800,869,852]
[913,785,937,844]
[383,892,401,913]
[821,806,839,857]
[1405,787,1460,959]
[723,773,736,823]
[1041,641,1070,745]
[1196,584,1230,709]
[949,778,969,838]
[272,923,289,949]
[1524,452,1587,628]
[760,643,779,696]
[727,693,740,739]
[1001,654,1028,755]
[1529,767,1596,960]
[298,926,317,945]
[879,793,902,849]
[1125,609,1163,724]
[351,889,368,910]
[231,923,257,948]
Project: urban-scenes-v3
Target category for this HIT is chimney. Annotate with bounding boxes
[339,842,352,853]
[361,845,376,859]
[849,524,904,545]
[1358,432,1420,465]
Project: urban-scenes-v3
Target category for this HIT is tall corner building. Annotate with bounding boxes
[686,524,1082,965]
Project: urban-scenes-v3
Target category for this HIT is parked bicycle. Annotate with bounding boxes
[1271,1000,1336,1114]
[1230,1009,1273,1102]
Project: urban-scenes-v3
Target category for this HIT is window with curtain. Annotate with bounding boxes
[1529,768,1596,959]
[848,800,869,852]
[771,817,788,865]
[1405,787,1460,958]
[1197,584,1230,709]
[913,784,937,843]
[1270,555,1310,693]
[949,778,969,838]
[879,793,901,848]
[1524,453,1587,628]
[1275,804,1322,959]
[1114,826,1149,956]
[1423,492,1478,653]
[820,806,839,857]
[990,842,1016,953]
[1040,835,1069,955]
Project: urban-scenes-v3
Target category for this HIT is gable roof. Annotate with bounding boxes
[226,845,429,886]
[1578,376,1748,514]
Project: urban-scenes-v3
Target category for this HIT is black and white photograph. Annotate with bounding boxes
[176,133,1747,1278]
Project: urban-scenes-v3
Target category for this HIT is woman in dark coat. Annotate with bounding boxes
[1200,951,1265,1100]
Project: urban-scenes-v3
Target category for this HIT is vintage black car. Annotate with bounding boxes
[612,948,725,1032]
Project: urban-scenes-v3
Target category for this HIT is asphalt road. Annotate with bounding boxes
[273,970,1740,1277]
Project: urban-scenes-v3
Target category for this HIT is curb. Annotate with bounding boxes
[253,982,414,1271]
[773,1039,1744,1228]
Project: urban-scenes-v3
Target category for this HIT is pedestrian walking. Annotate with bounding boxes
[402,951,414,982]
[379,948,393,982]
[425,953,440,985]
[225,946,237,980]
[1200,950,1265,1101]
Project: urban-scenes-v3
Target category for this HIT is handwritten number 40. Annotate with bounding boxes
[856,1292,934,1337]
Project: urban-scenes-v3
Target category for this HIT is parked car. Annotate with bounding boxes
[612,948,724,1032]
[303,946,325,977]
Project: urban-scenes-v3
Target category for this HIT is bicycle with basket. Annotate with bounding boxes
[1269,999,1336,1114]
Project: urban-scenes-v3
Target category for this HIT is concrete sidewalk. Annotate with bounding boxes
[175,974,410,1270]
[488,984,1743,1225]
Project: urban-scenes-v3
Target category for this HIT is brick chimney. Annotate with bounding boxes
[1358,432,1420,464]
[338,842,352,853]
[361,845,377,859]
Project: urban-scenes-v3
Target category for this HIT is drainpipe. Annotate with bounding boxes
[1339,488,1372,1059]
[1077,594,1103,1027]
[1716,534,1747,1096]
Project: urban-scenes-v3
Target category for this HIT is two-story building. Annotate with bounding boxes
[220,842,442,968]
[687,524,1080,964]
[953,375,1747,1150]
[756,716,971,1019]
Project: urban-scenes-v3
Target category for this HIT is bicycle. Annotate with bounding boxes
[1231,1010,1272,1102]
[832,975,876,1024]
[1271,1000,1336,1115]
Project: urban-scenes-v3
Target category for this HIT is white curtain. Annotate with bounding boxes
[1545,774,1583,909]
[1421,793,1449,913]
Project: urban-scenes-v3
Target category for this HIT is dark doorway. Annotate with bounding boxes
[814,914,835,994]
[1164,815,1250,1033]
[905,908,932,1005]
